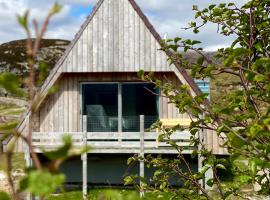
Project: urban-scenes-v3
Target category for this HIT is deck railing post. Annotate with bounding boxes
[24,146,32,200]
[139,115,145,198]
[82,115,88,200]
[118,84,122,145]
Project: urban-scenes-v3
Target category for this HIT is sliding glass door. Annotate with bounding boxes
[122,83,159,132]
[82,83,159,132]
[82,84,118,132]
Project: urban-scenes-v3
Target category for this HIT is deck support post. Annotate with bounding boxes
[82,115,88,200]
[198,128,204,189]
[24,147,32,200]
[205,167,214,190]
[139,115,145,198]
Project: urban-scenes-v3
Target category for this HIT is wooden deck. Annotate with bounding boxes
[32,131,195,154]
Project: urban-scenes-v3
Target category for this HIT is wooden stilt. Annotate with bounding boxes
[205,167,214,190]
[139,115,145,198]
[198,128,204,188]
[82,115,88,200]
[24,147,32,200]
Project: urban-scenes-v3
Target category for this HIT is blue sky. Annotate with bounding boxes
[69,5,93,17]
[0,0,247,51]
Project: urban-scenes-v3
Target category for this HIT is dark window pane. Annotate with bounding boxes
[82,84,118,132]
[122,83,159,132]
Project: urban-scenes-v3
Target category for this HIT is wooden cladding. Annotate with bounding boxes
[60,0,172,73]
[37,73,186,133]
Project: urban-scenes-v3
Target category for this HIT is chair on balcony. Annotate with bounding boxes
[86,105,109,132]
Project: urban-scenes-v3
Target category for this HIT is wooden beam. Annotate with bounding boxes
[139,115,144,198]
[198,128,204,189]
[82,115,88,200]
[24,148,32,200]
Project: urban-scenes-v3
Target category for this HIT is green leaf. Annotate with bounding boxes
[124,176,134,185]
[208,4,216,10]
[191,40,201,45]
[174,37,182,43]
[224,191,233,198]
[227,132,246,148]
[43,135,72,160]
[254,74,266,82]
[137,70,145,80]
[0,73,25,96]
[197,57,204,65]
[249,124,261,138]
[216,164,226,170]
[17,11,29,29]
[0,191,10,200]
[192,5,198,10]
[49,3,62,15]
[236,175,252,184]
[127,157,134,165]
[154,170,163,177]
[200,165,210,175]
[254,42,263,52]
[249,160,257,176]
[20,170,65,196]
[206,178,214,187]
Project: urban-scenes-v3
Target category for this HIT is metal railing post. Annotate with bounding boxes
[82,115,88,200]
[140,115,145,198]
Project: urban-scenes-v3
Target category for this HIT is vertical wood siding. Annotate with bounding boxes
[35,73,227,154]
[60,0,172,73]
[37,73,185,133]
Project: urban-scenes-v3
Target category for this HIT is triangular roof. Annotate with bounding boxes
[15,0,202,135]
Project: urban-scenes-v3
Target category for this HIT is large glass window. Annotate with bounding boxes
[82,84,118,132]
[82,83,159,132]
[122,83,159,132]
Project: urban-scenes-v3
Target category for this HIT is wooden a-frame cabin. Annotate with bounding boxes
[3,0,227,190]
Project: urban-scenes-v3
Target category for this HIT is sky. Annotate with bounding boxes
[0,0,247,51]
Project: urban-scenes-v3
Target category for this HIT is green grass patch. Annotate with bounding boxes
[46,189,180,200]
[0,153,25,171]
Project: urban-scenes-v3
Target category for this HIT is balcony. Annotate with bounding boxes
[32,115,195,154]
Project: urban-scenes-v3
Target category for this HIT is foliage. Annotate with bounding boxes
[46,189,182,200]
[0,191,10,200]
[128,0,270,199]
[20,170,65,196]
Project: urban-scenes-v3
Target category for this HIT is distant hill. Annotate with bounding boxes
[0,39,70,137]
[0,39,70,76]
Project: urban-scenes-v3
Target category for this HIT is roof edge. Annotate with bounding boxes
[128,0,202,96]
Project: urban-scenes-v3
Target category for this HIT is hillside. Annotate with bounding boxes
[0,39,70,76]
[0,39,70,147]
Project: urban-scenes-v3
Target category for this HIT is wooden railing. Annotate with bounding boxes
[32,131,194,154]
[32,116,196,154]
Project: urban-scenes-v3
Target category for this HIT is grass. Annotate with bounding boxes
[0,104,25,116]
[0,153,25,171]
[46,189,180,200]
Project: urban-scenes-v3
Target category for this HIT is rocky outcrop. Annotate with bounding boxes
[0,39,70,76]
